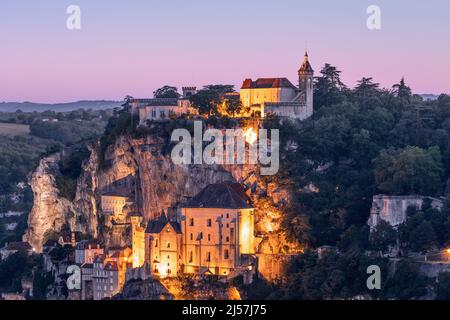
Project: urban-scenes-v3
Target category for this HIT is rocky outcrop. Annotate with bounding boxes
[112,278,173,300]
[367,195,444,228]
[23,154,76,252]
[25,128,300,256]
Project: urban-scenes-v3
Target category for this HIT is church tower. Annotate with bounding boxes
[298,51,314,117]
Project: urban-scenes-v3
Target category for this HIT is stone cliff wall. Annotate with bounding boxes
[23,154,76,252]
[368,194,444,228]
[25,131,299,257]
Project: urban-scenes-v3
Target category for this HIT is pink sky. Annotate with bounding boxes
[1,1,449,103]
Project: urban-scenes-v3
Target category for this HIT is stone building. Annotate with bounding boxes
[92,255,120,300]
[100,193,132,219]
[145,216,182,277]
[81,247,131,300]
[130,215,146,268]
[132,87,198,124]
[240,52,314,120]
[129,182,256,278]
[180,183,255,276]
[75,240,104,265]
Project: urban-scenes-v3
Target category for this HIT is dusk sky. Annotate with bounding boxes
[1,0,449,103]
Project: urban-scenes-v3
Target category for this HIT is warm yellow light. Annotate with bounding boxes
[244,127,257,145]
[446,249,450,254]
[159,265,168,278]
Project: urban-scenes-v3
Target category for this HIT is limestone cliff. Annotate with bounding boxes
[23,154,76,252]
[25,130,300,255]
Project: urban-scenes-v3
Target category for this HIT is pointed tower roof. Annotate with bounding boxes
[299,51,314,74]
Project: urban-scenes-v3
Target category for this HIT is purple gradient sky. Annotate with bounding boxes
[1,0,449,103]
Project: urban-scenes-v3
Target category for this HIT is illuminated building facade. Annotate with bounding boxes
[130,215,145,268]
[130,182,256,278]
[240,52,314,120]
[145,218,182,277]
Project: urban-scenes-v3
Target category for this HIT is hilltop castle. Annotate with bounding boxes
[240,51,314,119]
[132,52,314,123]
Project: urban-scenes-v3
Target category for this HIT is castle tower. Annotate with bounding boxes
[130,215,145,268]
[298,51,314,117]
[182,86,197,98]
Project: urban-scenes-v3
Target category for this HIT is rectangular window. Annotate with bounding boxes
[189,251,193,263]
[167,242,171,249]
[189,218,194,226]
[190,233,193,241]
[207,218,212,227]
[224,249,229,259]
[230,228,234,238]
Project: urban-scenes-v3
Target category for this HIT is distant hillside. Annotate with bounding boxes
[0,100,121,112]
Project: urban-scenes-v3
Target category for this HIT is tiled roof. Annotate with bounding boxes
[185,182,253,209]
[144,98,178,107]
[241,78,297,90]
[146,220,182,234]
[299,52,314,73]
[76,240,102,250]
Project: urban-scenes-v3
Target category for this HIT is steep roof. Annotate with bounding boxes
[185,182,253,209]
[145,98,179,106]
[145,220,182,234]
[76,240,102,250]
[298,51,314,73]
[241,78,297,90]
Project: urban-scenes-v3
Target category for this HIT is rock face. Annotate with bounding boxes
[367,194,444,228]
[25,130,299,258]
[112,278,173,300]
[23,154,76,252]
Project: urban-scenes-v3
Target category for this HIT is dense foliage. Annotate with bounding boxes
[0,108,112,246]
[257,64,450,299]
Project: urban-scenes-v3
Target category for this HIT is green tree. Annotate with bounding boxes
[436,272,450,300]
[409,221,437,253]
[313,64,347,109]
[369,221,397,255]
[153,85,180,99]
[384,259,428,299]
[189,89,221,115]
[353,77,380,99]
[392,77,412,100]
[373,146,443,195]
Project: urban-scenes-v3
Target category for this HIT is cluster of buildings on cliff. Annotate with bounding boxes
[35,181,258,300]
[130,52,314,124]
